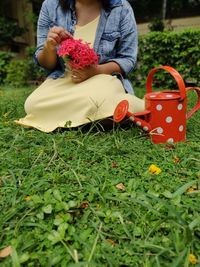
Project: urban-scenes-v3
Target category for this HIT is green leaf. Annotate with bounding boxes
[19,253,29,264]
[48,230,62,245]
[42,204,53,214]
[171,195,181,206]
[31,195,43,204]
[11,247,21,267]
[172,180,197,198]
[170,247,189,267]
[68,200,77,208]
[44,189,53,203]
[79,228,93,241]
[58,223,68,239]
[53,189,62,202]
[162,190,173,198]
[36,212,44,220]
[54,216,64,226]
[189,217,200,230]
[55,202,69,212]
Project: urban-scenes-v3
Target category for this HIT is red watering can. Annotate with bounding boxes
[114,66,200,144]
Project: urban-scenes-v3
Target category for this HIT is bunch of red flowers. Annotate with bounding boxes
[57,38,99,69]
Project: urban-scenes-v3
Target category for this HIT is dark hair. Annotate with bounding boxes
[59,0,111,11]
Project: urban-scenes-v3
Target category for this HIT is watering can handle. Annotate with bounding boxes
[186,87,200,119]
[146,66,186,101]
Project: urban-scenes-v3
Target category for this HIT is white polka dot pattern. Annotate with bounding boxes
[179,125,184,132]
[156,104,163,111]
[167,138,174,143]
[178,104,183,110]
[136,121,141,126]
[157,127,164,134]
[142,91,187,144]
[166,116,173,123]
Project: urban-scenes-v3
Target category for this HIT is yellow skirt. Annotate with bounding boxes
[15,74,144,132]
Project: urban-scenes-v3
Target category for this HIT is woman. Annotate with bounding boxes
[16,0,144,132]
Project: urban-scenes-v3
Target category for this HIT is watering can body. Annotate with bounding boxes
[114,66,200,144]
[136,90,187,144]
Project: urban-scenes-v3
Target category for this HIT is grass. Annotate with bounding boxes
[0,84,200,267]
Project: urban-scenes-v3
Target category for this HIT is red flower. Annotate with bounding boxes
[57,38,98,69]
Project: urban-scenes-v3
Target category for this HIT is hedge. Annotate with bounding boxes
[0,47,46,87]
[0,29,199,87]
[131,29,200,88]
[0,51,15,84]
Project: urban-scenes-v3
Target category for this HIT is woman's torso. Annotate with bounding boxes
[35,0,137,93]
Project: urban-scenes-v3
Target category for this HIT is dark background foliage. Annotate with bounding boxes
[130,0,200,22]
[129,29,200,88]
[0,0,199,86]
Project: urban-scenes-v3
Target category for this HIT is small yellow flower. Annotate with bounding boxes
[189,253,198,265]
[24,196,31,201]
[148,164,162,175]
[187,187,195,193]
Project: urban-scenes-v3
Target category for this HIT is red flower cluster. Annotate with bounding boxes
[57,38,99,69]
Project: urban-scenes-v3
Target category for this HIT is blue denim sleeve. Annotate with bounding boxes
[34,0,51,64]
[34,0,64,72]
[33,0,64,72]
[108,2,138,76]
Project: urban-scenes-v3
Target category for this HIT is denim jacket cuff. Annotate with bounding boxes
[107,58,134,76]
[34,45,44,66]
[34,45,65,74]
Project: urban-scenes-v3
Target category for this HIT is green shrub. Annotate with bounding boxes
[131,29,200,89]
[25,46,46,82]
[3,47,46,87]
[5,59,29,87]
[0,51,15,84]
[0,17,26,47]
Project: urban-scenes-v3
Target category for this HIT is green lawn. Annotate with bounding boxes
[0,85,200,267]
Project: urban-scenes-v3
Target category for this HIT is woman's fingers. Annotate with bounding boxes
[46,26,73,49]
[63,31,73,39]
[71,70,84,83]
[47,38,57,48]
[48,32,62,44]
[71,76,82,83]
[71,73,83,83]
[70,66,99,83]
[50,26,72,40]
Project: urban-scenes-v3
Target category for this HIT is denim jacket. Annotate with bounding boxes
[35,0,138,94]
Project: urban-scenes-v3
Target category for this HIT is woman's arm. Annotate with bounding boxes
[97,62,122,75]
[38,26,72,70]
[35,1,72,70]
[107,2,138,76]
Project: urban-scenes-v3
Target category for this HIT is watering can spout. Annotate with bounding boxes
[113,100,152,132]
[131,111,152,132]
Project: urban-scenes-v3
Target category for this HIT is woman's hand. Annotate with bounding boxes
[38,26,73,70]
[45,26,73,50]
[70,65,100,83]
